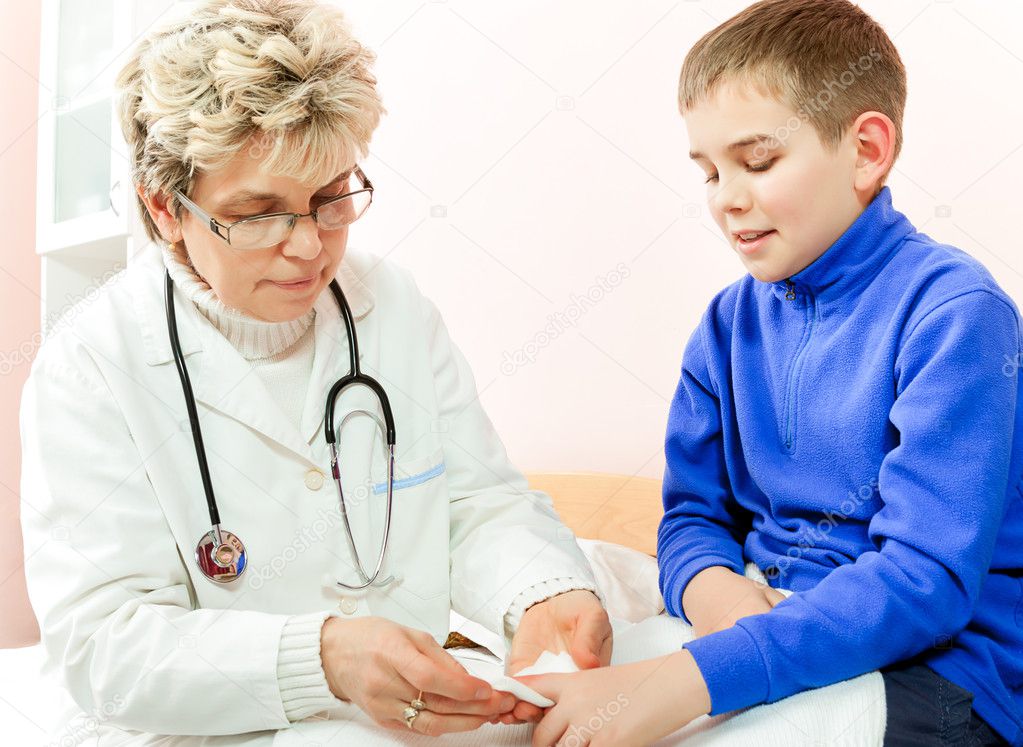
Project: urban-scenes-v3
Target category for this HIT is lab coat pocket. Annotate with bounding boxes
[371,447,451,603]
[370,449,447,497]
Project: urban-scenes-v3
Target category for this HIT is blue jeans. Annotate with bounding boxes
[881,658,1009,746]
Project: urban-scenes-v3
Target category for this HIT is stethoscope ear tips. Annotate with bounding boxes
[194,527,247,584]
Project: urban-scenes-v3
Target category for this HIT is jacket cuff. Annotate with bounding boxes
[663,555,746,624]
[277,610,344,722]
[503,577,602,640]
[682,622,770,715]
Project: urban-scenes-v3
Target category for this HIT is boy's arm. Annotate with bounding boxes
[658,320,752,625]
[680,289,1021,716]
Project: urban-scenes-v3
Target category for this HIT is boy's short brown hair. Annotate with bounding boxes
[679,0,906,166]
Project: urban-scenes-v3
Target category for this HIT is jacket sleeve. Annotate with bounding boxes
[658,320,750,624]
[417,296,599,640]
[19,343,299,736]
[681,290,1021,715]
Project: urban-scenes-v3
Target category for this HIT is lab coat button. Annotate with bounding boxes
[304,469,325,491]
[338,597,358,615]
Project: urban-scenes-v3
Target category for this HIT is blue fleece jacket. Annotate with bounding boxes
[657,187,1023,745]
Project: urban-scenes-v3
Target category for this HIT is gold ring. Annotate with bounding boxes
[411,690,427,710]
[402,705,420,729]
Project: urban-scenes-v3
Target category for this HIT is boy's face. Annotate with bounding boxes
[685,79,866,284]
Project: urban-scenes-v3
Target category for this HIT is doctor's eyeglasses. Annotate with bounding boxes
[173,166,373,251]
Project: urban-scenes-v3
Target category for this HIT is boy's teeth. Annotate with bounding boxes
[740,232,765,240]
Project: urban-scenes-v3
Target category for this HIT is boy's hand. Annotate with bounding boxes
[519,650,711,746]
[682,566,786,639]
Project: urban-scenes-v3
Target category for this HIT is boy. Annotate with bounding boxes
[520,1,1022,745]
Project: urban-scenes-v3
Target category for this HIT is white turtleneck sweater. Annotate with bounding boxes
[162,243,316,430]
[163,244,598,723]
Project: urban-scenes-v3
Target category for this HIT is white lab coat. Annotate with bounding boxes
[19,244,597,743]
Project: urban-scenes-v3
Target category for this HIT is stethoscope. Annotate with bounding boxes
[165,271,397,588]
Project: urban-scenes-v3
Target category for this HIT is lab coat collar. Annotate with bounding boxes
[132,243,374,366]
[130,243,375,461]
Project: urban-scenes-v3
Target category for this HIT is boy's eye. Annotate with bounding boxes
[703,158,776,184]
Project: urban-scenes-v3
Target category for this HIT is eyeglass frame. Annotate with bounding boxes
[172,165,374,250]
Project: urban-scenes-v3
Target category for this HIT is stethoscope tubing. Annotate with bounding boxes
[165,270,397,587]
[165,273,222,530]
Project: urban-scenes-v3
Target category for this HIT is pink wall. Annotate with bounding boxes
[0,1,43,648]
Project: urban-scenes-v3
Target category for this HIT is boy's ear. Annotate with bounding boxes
[136,184,184,244]
[850,111,896,200]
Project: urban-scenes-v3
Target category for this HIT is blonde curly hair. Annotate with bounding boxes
[115,0,384,244]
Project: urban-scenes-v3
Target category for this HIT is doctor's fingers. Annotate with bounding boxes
[406,627,484,677]
[505,700,544,724]
[399,644,493,703]
[401,629,496,700]
[382,706,490,737]
[418,688,518,718]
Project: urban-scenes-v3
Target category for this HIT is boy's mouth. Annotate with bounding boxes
[733,229,776,254]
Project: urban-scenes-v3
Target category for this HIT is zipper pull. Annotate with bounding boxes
[785,279,796,301]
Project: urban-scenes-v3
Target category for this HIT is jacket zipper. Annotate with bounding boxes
[782,279,815,452]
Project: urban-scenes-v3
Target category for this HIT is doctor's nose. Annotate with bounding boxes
[280,214,324,260]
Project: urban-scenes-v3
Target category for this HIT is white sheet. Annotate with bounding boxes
[5,554,885,746]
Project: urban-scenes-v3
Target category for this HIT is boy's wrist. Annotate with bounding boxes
[682,565,739,623]
[659,649,712,729]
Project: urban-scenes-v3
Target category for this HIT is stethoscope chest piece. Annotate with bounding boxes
[194,526,247,584]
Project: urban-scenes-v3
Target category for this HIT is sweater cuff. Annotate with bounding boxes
[663,555,746,624]
[503,577,602,640]
[682,621,770,715]
[276,610,344,722]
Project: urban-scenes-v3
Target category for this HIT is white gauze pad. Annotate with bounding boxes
[453,649,580,708]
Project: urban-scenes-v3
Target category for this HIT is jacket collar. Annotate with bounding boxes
[770,187,914,304]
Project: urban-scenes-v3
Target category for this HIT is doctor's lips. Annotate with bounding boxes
[270,274,318,291]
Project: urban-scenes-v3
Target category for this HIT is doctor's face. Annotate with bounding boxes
[174,141,351,322]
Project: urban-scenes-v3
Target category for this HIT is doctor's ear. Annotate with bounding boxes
[137,185,184,244]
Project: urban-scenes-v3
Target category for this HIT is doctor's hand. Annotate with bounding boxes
[503,590,612,725]
[321,616,517,735]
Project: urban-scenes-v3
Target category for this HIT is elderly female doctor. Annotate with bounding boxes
[18,0,611,742]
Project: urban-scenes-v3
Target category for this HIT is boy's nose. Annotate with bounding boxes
[712,175,753,215]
